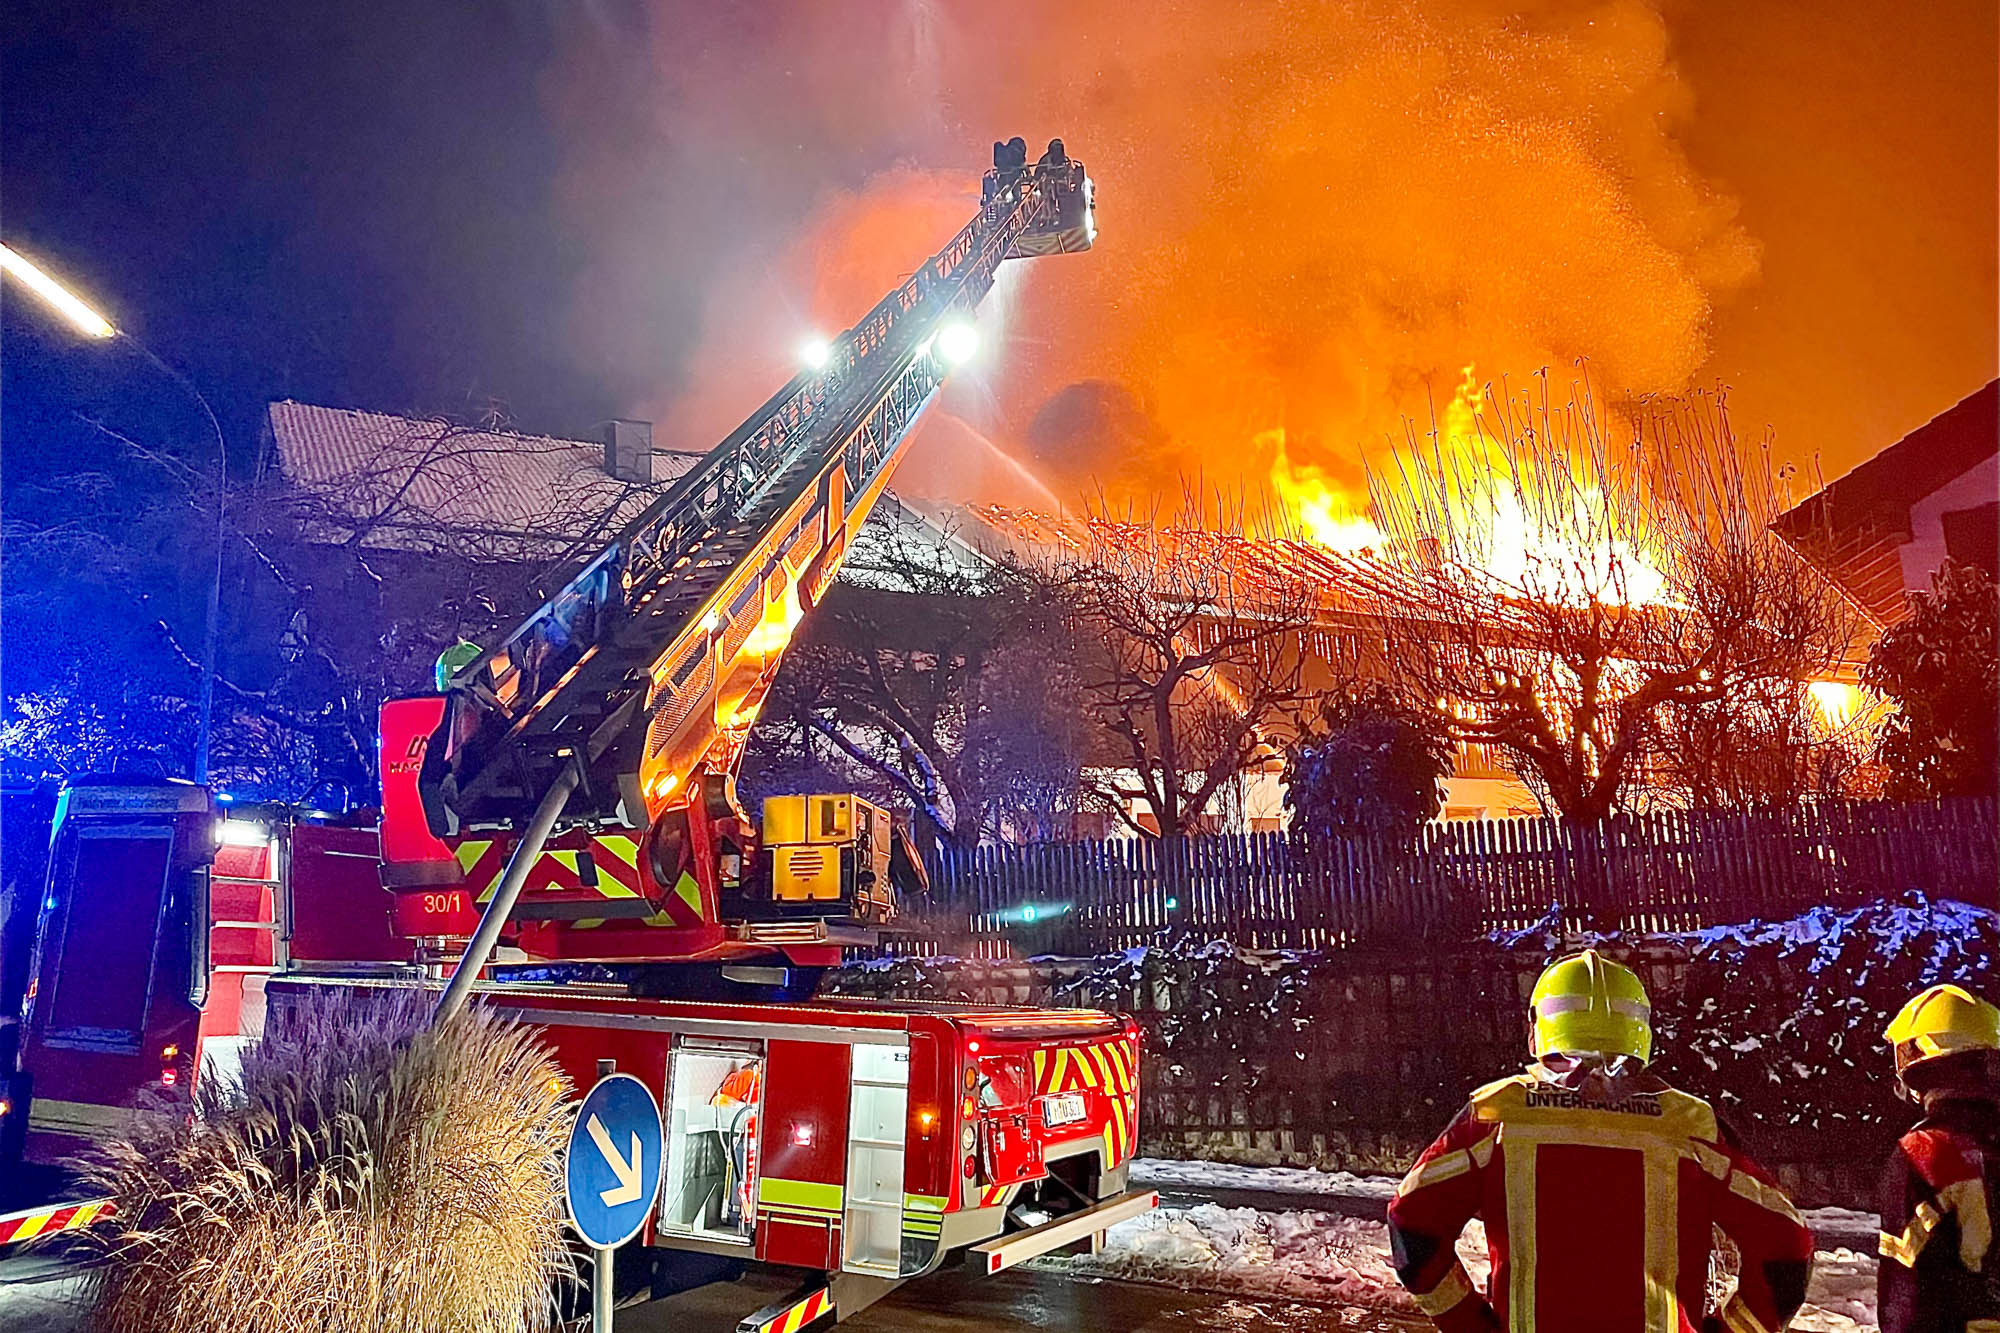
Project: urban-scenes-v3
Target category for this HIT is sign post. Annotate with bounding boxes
[565,1067,666,1329]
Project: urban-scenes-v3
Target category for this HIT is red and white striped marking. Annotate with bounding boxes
[0,1198,115,1247]
[743,1284,833,1333]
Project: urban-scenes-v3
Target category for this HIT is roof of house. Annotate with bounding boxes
[265,400,703,558]
[937,500,1437,621]
[1771,380,1998,624]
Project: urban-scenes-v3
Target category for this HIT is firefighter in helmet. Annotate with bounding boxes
[1387,949,1814,1333]
[1877,983,1999,1333]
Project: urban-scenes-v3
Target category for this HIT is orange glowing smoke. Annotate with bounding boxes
[550,2,1761,525]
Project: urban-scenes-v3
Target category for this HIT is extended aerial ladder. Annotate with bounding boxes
[378,151,1097,991]
[8,155,1158,1321]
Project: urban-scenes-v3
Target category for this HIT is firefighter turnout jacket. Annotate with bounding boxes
[1878,1092,1999,1333]
[1387,1058,1814,1333]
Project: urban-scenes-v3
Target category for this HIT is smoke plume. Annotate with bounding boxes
[546,0,1758,512]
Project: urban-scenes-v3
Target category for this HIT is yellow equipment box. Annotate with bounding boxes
[761,794,894,918]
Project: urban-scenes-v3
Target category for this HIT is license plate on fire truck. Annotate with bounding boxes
[1042,1092,1087,1126]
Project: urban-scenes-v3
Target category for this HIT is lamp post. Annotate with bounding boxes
[2,241,231,782]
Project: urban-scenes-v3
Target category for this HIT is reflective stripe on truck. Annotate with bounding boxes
[970,1189,1157,1275]
[0,1198,115,1247]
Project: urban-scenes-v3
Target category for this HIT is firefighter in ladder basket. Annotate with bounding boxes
[1386,950,1815,1333]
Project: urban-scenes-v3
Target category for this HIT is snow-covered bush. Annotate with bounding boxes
[832,891,1997,1204]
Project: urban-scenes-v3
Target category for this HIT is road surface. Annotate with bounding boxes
[620,1263,1425,1332]
[0,1248,1423,1333]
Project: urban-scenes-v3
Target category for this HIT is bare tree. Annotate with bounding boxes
[5,407,673,802]
[744,515,1085,851]
[1649,677,1879,809]
[1367,374,1858,822]
[1047,496,1321,840]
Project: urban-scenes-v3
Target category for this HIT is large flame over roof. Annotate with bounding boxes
[551,1,1755,516]
[546,2,1990,543]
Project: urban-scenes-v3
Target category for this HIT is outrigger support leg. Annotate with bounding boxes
[432,759,581,1024]
[736,1273,901,1333]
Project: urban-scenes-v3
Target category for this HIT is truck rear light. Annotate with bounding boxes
[161,1068,179,1087]
[967,1040,981,1054]
[916,1109,937,1133]
[963,1155,977,1179]
[960,1124,976,1153]
[161,1044,179,1060]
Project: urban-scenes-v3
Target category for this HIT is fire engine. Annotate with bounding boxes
[4,147,1156,1327]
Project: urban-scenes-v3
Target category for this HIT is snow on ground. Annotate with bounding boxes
[1131,1157,1398,1199]
[1131,1158,1876,1241]
[1029,1201,1446,1312]
[1037,1191,1880,1332]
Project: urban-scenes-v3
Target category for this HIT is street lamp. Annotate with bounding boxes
[1,240,231,783]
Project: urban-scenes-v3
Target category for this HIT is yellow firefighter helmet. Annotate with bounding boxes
[1530,949,1653,1065]
[1885,984,2000,1078]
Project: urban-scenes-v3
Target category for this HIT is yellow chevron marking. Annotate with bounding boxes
[1032,1049,1049,1090]
[596,836,641,869]
[672,871,705,919]
[1090,1045,1118,1093]
[454,841,491,873]
[592,871,641,899]
[1112,1042,1135,1093]
[7,1212,50,1243]
[755,1287,832,1333]
[1074,1049,1099,1090]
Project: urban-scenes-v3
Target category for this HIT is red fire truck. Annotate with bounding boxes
[5,148,1153,1327]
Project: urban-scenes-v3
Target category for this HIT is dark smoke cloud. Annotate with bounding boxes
[546,0,1758,509]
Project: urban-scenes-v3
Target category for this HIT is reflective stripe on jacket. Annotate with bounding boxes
[1878,1094,1998,1333]
[1386,1063,1813,1333]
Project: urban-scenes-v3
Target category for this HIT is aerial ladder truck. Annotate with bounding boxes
[8,148,1157,1327]
[376,143,1095,995]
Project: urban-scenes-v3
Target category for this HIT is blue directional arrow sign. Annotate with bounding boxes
[565,1073,665,1250]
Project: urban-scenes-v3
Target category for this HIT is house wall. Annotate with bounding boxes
[1088,758,1540,838]
[1898,453,2000,591]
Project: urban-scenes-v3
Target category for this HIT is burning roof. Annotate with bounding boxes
[943,501,1433,624]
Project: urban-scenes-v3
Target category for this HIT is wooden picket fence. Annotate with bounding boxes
[908,797,1999,955]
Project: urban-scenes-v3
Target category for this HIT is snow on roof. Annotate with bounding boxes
[266,400,703,558]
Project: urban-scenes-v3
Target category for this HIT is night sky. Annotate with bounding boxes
[3,4,592,463]
[3,1,1995,499]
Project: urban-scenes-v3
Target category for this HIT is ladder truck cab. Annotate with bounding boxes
[6,146,1155,1325]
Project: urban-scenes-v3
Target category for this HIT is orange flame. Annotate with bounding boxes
[1272,364,1670,608]
[1265,428,1384,553]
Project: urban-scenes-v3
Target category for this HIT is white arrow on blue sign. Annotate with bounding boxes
[565,1073,666,1250]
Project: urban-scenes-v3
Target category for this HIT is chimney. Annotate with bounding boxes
[604,418,655,483]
